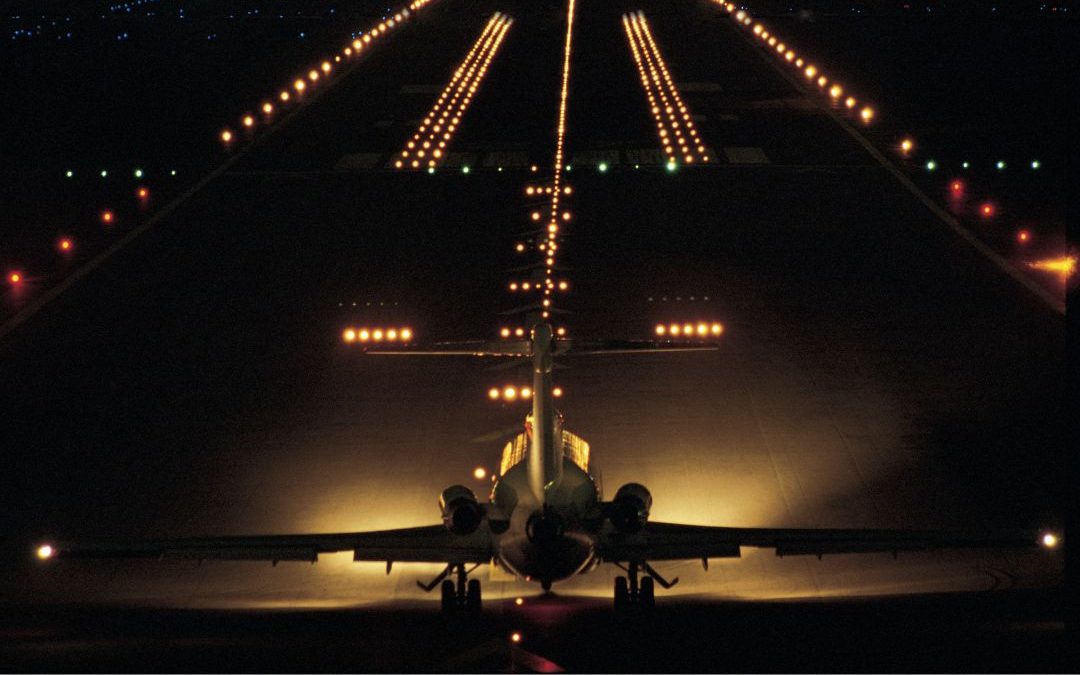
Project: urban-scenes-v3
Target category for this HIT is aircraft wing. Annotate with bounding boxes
[599,522,1053,562]
[42,525,493,565]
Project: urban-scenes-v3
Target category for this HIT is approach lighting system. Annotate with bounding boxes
[488,385,562,402]
[341,326,415,343]
[655,321,723,340]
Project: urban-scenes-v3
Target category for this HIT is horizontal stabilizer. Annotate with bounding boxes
[500,304,571,316]
[363,340,530,356]
[505,261,570,273]
[563,339,719,355]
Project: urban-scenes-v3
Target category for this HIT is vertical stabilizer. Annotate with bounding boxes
[527,324,562,503]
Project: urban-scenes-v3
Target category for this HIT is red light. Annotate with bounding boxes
[8,271,22,285]
[1017,230,1030,243]
[58,237,73,252]
[136,187,149,200]
[949,180,964,194]
[100,210,115,224]
[980,203,995,218]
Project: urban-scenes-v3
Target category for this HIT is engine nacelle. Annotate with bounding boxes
[439,485,483,535]
[610,483,652,533]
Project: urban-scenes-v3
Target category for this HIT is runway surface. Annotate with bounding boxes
[0,0,1065,669]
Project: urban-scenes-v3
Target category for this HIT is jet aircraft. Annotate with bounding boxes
[35,320,1060,613]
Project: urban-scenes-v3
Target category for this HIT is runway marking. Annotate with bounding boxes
[714,8,1063,315]
[335,153,383,170]
[482,151,529,168]
[723,147,769,164]
[678,82,724,93]
[398,84,442,94]
[570,150,621,167]
[393,13,513,171]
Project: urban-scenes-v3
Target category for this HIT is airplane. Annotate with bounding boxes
[34,319,1061,613]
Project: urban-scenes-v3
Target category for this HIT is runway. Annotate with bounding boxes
[0,0,1064,668]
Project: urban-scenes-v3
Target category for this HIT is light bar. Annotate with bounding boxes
[342,326,415,343]
[395,13,513,170]
[487,385,563,401]
[654,321,724,339]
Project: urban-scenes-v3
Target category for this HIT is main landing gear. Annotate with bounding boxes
[419,563,482,614]
[613,561,677,612]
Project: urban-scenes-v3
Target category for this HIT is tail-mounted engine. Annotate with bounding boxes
[609,483,652,533]
[439,485,484,535]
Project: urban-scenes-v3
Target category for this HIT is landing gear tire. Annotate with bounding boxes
[466,578,482,614]
[640,576,655,610]
[441,579,456,614]
[614,576,629,612]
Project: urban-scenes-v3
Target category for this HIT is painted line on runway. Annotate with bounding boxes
[715,13,1063,316]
